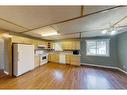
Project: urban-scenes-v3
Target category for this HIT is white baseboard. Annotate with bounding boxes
[81,63,127,74]
[116,68,127,74]
[81,63,118,69]
[4,71,9,75]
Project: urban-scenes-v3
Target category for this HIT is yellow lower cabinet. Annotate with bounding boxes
[70,55,80,66]
[50,53,59,63]
[34,55,40,68]
[65,55,71,64]
[48,54,51,62]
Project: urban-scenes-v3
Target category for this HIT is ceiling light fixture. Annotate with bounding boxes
[110,30,117,35]
[41,31,60,37]
[102,30,108,34]
[101,28,117,36]
[3,34,12,38]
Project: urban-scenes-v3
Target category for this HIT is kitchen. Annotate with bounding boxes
[34,39,80,68]
[12,34,80,77]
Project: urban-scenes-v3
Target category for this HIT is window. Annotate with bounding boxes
[86,39,110,56]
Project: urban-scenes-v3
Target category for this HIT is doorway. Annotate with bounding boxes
[0,38,6,78]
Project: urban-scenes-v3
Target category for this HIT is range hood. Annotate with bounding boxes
[38,45,46,49]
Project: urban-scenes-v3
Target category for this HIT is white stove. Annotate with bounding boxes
[40,53,48,65]
[35,50,48,66]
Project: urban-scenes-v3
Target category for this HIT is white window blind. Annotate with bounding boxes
[86,39,110,56]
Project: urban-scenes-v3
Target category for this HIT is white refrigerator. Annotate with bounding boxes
[13,44,34,77]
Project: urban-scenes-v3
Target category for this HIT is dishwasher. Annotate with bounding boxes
[59,54,66,64]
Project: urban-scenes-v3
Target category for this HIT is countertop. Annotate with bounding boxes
[48,51,81,56]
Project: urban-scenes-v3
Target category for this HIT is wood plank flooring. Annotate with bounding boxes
[0,62,127,89]
[0,69,6,79]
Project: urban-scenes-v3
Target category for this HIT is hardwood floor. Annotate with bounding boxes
[0,62,127,89]
[0,69,6,79]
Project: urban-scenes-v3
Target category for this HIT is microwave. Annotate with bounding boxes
[73,50,79,55]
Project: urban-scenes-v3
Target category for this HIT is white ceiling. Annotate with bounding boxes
[0,6,126,40]
[0,6,80,29]
[0,19,27,32]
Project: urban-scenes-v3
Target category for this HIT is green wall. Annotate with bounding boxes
[117,32,127,71]
[81,31,127,72]
[81,36,118,67]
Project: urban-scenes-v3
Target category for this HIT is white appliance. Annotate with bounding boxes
[38,45,46,49]
[13,44,34,77]
[35,50,44,55]
[35,49,48,65]
[40,52,48,65]
[59,54,66,64]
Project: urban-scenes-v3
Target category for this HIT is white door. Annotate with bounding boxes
[17,44,34,76]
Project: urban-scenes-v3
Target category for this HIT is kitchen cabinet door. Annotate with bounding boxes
[75,41,80,50]
[48,54,51,62]
[50,53,59,63]
[71,41,75,50]
[63,41,68,50]
[66,55,71,64]
[34,56,40,68]
[54,54,59,63]
[70,55,80,66]
[50,54,55,62]
[67,41,72,50]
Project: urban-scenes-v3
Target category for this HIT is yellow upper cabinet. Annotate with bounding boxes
[75,40,80,50]
[61,41,68,50]
[61,39,80,50]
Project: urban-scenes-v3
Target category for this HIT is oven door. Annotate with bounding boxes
[42,56,46,60]
[40,55,48,65]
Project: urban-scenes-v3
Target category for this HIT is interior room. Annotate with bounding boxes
[0,6,127,89]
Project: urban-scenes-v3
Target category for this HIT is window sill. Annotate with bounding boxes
[86,54,110,57]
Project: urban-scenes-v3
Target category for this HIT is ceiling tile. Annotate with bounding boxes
[0,6,81,29]
[0,19,28,32]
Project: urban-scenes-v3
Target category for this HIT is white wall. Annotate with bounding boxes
[0,39,4,69]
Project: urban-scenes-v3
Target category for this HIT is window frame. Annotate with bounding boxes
[86,39,110,57]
